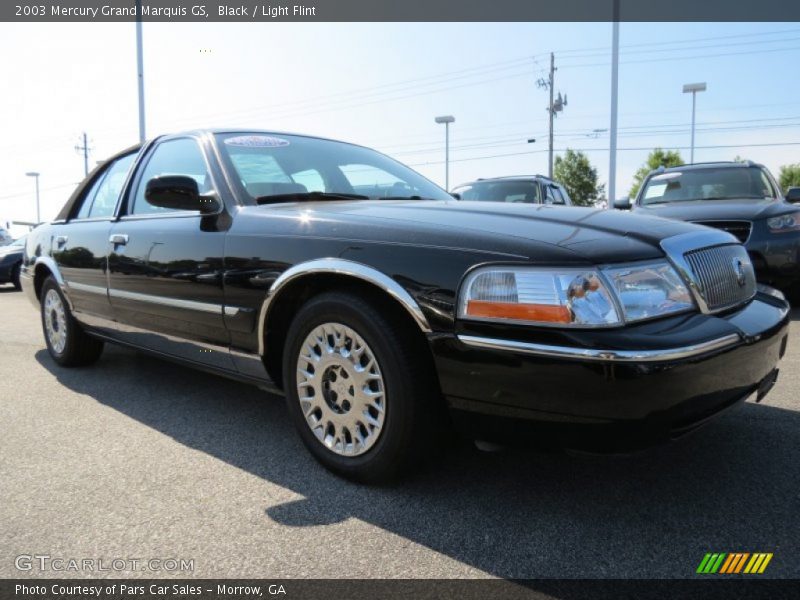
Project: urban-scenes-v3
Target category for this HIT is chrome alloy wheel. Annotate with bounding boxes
[44,288,67,354]
[296,322,386,456]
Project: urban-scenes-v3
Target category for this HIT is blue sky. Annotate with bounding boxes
[1,21,798,232]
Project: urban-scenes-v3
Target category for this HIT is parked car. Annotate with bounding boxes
[615,161,800,300]
[0,235,25,289]
[22,131,789,481]
[0,226,13,246]
[451,175,573,205]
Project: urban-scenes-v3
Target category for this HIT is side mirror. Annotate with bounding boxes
[786,187,800,204]
[144,176,219,213]
[613,197,632,210]
[450,192,461,200]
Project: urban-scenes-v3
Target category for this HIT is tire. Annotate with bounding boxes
[11,263,21,290]
[283,291,440,482]
[40,276,104,367]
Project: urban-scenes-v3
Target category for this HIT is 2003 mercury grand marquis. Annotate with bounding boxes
[21,130,790,481]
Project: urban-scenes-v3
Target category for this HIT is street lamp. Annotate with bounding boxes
[682,82,706,163]
[25,172,40,224]
[435,115,455,191]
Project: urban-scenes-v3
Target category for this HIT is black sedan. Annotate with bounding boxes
[616,161,800,300]
[21,131,790,481]
[0,236,25,289]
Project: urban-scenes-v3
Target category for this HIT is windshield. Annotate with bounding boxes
[453,180,543,204]
[640,166,778,205]
[10,236,26,247]
[214,133,451,202]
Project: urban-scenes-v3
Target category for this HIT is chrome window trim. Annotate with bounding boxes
[257,258,433,356]
[457,333,741,363]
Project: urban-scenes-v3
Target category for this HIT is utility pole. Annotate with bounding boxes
[136,0,146,143]
[538,53,566,179]
[75,132,91,177]
[548,52,555,178]
[608,0,620,205]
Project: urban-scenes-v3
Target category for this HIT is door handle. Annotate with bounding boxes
[109,234,129,246]
[55,235,68,247]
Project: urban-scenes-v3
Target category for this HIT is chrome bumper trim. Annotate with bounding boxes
[457,333,742,363]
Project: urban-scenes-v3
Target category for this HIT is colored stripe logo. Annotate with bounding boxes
[696,552,773,574]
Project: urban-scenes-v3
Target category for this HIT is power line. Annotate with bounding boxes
[560,44,800,70]
[404,141,800,167]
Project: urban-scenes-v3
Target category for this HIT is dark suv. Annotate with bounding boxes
[452,175,573,206]
[615,161,800,299]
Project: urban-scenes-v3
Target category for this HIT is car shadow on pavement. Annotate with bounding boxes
[35,346,800,579]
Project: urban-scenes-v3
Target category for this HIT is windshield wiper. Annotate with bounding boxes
[376,195,431,200]
[254,191,370,205]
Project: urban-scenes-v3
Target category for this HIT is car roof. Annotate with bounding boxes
[453,175,555,188]
[659,161,765,173]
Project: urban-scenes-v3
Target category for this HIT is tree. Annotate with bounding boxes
[778,163,800,193]
[629,148,683,198]
[553,149,604,207]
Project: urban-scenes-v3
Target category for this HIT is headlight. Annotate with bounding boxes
[459,267,621,327]
[459,261,694,327]
[767,214,800,233]
[603,261,695,322]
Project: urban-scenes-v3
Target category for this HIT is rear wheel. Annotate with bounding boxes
[41,276,104,367]
[283,291,440,482]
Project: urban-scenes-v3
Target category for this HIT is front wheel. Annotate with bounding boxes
[11,263,21,290]
[283,291,441,482]
[41,276,104,367]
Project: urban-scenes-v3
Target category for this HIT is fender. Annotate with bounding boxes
[256,258,433,356]
[30,256,74,310]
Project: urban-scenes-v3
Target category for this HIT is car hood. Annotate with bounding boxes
[246,199,707,264]
[635,198,796,221]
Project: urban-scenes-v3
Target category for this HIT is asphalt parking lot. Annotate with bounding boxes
[1,285,799,580]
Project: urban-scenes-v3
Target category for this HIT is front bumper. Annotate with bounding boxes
[430,292,790,451]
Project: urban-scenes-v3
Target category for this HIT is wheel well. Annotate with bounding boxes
[33,263,54,301]
[263,274,436,390]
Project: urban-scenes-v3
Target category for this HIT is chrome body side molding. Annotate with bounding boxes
[257,258,433,356]
[457,333,742,363]
[108,288,242,316]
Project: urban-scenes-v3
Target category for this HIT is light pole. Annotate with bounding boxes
[683,82,706,163]
[25,172,40,224]
[435,115,455,191]
[136,0,146,142]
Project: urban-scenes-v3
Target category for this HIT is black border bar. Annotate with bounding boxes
[2,579,800,600]
[4,0,800,22]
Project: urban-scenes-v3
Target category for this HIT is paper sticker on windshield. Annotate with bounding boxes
[644,183,667,199]
[224,135,290,148]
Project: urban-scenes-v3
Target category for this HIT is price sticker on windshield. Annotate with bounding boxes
[224,135,290,148]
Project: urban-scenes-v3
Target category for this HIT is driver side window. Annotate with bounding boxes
[131,138,212,215]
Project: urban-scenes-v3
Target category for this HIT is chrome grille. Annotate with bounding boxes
[683,244,756,311]
[691,220,752,244]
